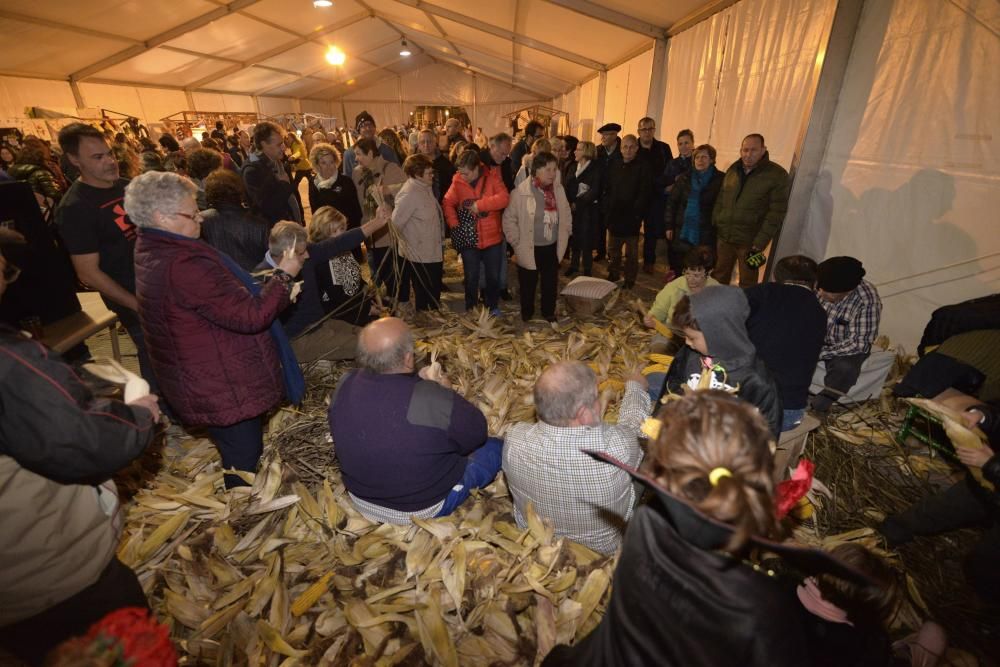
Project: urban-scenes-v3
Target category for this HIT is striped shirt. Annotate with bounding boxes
[502,381,652,556]
[820,280,882,359]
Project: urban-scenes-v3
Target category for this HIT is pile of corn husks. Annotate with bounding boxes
[117,300,653,665]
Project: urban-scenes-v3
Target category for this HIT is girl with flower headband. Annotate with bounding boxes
[545,391,875,666]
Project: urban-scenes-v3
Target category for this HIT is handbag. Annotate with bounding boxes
[451,204,479,250]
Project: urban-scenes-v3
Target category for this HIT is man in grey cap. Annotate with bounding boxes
[342,110,399,176]
[594,122,623,262]
[810,256,882,417]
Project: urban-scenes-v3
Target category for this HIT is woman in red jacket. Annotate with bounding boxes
[442,150,509,315]
[126,171,305,488]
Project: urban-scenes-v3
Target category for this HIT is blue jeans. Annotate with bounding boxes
[480,243,509,290]
[781,408,806,433]
[206,415,264,488]
[460,243,503,310]
[436,437,503,516]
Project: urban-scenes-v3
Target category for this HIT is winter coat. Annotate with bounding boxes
[199,204,271,272]
[661,285,782,436]
[666,166,724,247]
[544,454,816,667]
[241,152,299,225]
[308,174,363,230]
[0,327,155,626]
[352,157,405,249]
[565,159,601,241]
[7,162,63,207]
[393,178,445,263]
[134,229,291,426]
[443,167,509,250]
[502,177,571,270]
[602,158,651,237]
[712,154,790,249]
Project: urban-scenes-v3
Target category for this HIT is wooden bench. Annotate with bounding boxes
[40,292,120,361]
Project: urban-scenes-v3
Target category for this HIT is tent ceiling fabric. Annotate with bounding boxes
[0,0,711,101]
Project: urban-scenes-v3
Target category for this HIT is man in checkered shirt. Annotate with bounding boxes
[502,362,652,555]
[810,256,882,416]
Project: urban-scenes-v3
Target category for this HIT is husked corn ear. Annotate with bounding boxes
[256,619,308,658]
[291,572,334,616]
[642,363,669,375]
[646,353,674,365]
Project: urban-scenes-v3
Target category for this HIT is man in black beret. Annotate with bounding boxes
[810,256,883,416]
[594,122,623,263]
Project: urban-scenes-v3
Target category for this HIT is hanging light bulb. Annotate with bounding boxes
[399,39,411,57]
[313,0,333,7]
[325,46,346,66]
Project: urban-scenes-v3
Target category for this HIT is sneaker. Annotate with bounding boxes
[489,307,502,318]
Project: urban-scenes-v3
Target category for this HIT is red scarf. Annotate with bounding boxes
[533,178,557,211]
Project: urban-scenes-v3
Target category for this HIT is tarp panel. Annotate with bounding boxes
[602,47,654,137]
[475,76,543,105]
[2,20,124,78]
[576,77,599,140]
[802,0,1000,350]
[134,88,189,125]
[190,92,256,114]
[400,65,473,106]
[258,97,301,116]
[76,82,143,119]
[2,0,211,42]
[342,77,399,102]
[99,49,235,89]
[163,13,293,62]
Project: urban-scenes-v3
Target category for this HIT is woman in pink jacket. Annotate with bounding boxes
[442,150,509,315]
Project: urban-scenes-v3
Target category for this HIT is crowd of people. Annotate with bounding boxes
[1,108,993,666]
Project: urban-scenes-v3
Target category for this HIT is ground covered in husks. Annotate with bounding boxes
[107,290,996,665]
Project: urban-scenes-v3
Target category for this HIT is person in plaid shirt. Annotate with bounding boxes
[502,362,652,555]
[810,256,882,416]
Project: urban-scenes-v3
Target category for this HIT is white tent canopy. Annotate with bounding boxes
[1,0,997,349]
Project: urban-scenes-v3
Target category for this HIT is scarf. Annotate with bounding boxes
[797,577,852,626]
[314,172,338,190]
[533,178,557,211]
[680,168,712,245]
[146,228,304,405]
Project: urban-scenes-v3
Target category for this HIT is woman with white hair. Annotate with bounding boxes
[127,171,305,488]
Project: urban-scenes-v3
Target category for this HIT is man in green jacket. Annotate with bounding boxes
[711,133,790,286]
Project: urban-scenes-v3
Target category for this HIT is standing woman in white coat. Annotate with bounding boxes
[502,151,571,322]
[392,153,445,311]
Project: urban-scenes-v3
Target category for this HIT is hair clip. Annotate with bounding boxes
[708,467,732,486]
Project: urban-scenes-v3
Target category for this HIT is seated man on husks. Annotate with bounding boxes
[503,361,651,555]
[328,317,502,523]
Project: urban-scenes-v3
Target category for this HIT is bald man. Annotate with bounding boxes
[502,361,651,555]
[328,317,502,523]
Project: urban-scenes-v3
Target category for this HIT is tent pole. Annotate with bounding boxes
[771,0,868,265]
[69,79,85,110]
[184,89,196,111]
[595,70,608,134]
[645,38,669,132]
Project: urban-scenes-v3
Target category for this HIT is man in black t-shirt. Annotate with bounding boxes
[54,123,158,392]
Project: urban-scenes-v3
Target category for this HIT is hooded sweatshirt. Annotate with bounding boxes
[660,285,782,436]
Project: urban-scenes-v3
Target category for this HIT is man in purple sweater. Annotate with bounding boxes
[328,317,502,523]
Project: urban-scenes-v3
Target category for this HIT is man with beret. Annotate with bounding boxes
[711,133,790,286]
[810,256,882,416]
[602,135,650,289]
[594,122,623,262]
[342,111,399,177]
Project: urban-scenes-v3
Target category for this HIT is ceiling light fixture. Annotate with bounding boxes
[325,46,346,66]
[399,39,411,57]
[313,0,333,8]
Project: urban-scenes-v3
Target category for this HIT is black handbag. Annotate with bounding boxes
[451,205,479,250]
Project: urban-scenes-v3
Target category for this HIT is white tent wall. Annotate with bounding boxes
[659,0,837,170]
[191,92,256,115]
[576,77,600,140]
[257,97,300,116]
[789,0,1000,351]
[602,48,654,137]
[77,82,189,127]
[0,76,77,120]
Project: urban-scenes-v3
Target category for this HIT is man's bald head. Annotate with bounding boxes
[534,361,599,426]
[357,317,415,374]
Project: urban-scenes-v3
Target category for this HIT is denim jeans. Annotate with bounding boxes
[781,408,805,433]
[436,437,503,516]
[480,243,509,290]
[460,243,503,310]
[206,415,265,488]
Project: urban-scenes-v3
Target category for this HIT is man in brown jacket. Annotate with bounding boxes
[0,229,160,665]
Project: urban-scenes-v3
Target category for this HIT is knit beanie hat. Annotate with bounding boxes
[817,256,865,293]
[355,111,375,132]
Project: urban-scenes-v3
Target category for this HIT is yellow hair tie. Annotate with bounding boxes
[708,467,732,486]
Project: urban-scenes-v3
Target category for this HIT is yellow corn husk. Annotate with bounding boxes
[641,363,669,375]
[574,569,610,639]
[136,510,191,564]
[598,379,624,392]
[640,416,662,440]
[256,619,308,658]
[291,571,334,617]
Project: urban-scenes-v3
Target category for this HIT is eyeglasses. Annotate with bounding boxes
[174,211,202,222]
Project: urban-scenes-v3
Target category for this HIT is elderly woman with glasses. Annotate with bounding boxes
[127,171,305,488]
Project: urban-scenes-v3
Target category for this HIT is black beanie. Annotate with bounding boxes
[355,111,375,132]
[817,256,865,292]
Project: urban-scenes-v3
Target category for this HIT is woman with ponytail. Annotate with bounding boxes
[544,391,810,666]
